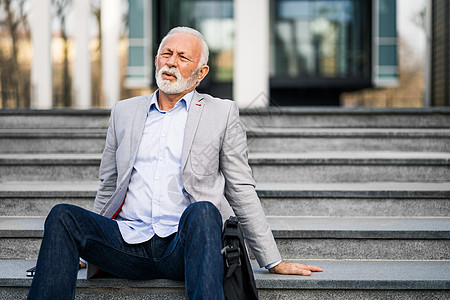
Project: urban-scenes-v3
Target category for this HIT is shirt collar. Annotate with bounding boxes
[149,90,195,113]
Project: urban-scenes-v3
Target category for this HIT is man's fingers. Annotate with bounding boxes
[291,268,312,276]
[288,262,323,273]
[269,261,323,276]
[284,264,312,276]
[296,264,323,272]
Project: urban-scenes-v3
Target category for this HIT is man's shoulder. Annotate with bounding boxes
[197,92,235,108]
[109,95,152,124]
[115,94,152,109]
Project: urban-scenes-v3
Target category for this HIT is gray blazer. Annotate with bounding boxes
[88,90,281,276]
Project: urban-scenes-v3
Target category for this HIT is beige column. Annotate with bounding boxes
[73,0,92,108]
[233,0,270,108]
[30,0,52,109]
[101,0,121,108]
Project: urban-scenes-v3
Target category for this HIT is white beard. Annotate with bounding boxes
[155,65,199,94]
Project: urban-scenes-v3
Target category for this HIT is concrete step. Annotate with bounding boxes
[0,153,101,181]
[267,216,450,260]
[0,129,106,154]
[1,216,448,260]
[1,181,449,217]
[0,128,450,153]
[2,108,450,130]
[257,182,450,217]
[0,109,110,129]
[0,181,98,216]
[240,107,450,128]
[1,259,449,299]
[2,127,449,154]
[250,152,450,183]
[247,128,450,152]
[1,152,449,182]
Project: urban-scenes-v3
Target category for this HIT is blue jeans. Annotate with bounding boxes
[28,202,225,300]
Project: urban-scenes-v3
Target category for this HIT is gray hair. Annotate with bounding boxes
[157,27,209,68]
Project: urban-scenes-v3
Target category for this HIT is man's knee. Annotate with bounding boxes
[188,201,221,220]
[48,203,74,217]
[45,204,78,228]
[181,201,222,230]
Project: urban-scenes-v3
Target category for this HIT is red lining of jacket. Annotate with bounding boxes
[92,196,126,277]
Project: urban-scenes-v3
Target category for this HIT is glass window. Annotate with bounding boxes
[373,0,398,86]
[271,0,370,79]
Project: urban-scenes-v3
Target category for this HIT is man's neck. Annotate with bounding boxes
[158,87,195,111]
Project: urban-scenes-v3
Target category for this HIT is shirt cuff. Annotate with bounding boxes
[265,260,282,269]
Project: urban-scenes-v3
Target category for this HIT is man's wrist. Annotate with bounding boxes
[265,260,282,269]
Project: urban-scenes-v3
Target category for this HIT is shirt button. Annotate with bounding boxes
[155,176,159,180]
[159,157,163,161]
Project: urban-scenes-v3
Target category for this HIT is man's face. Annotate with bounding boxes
[155,33,207,95]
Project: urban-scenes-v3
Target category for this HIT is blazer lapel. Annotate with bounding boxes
[182,90,204,170]
[128,94,152,167]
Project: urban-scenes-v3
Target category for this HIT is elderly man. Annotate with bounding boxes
[28,27,321,300]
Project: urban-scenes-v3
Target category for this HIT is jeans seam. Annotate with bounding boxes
[154,236,182,263]
[83,237,150,259]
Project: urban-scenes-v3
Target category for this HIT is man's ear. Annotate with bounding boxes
[154,56,158,68]
[197,65,210,83]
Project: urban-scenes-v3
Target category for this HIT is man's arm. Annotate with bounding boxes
[219,102,322,275]
[219,102,280,267]
[93,104,119,214]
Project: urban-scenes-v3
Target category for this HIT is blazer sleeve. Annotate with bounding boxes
[219,102,282,268]
[93,104,119,214]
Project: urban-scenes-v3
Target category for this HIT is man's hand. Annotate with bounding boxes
[269,260,323,276]
[79,260,86,269]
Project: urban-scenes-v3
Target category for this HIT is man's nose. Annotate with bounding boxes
[166,55,177,67]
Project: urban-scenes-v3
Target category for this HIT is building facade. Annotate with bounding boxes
[27,0,399,109]
[126,0,398,107]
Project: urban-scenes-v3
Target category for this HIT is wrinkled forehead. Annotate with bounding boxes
[159,33,203,57]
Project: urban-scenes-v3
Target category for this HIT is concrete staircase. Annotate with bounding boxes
[1,108,450,299]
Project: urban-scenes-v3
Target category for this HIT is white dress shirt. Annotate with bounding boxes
[115,91,194,244]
